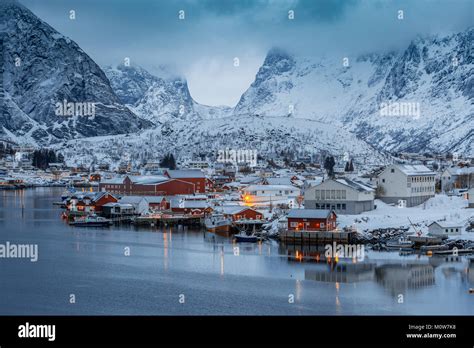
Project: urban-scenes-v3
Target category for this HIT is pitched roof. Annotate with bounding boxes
[265,177,293,186]
[287,209,334,219]
[219,206,259,215]
[443,166,474,176]
[92,191,117,202]
[428,221,463,228]
[239,175,261,184]
[394,164,435,176]
[129,175,168,184]
[100,176,126,184]
[143,196,166,204]
[119,196,147,204]
[243,184,299,191]
[166,170,205,179]
[334,178,374,192]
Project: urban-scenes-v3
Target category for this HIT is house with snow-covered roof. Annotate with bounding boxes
[241,184,301,205]
[428,221,463,236]
[99,175,196,196]
[374,164,435,207]
[304,178,374,214]
[441,166,474,192]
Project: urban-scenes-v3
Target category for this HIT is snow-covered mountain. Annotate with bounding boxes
[55,115,391,170]
[0,0,151,146]
[104,64,232,124]
[234,31,473,156]
[1,0,471,161]
[103,64,160,105]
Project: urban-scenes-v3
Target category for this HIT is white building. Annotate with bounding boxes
[374,164,435,207]
[428,221,463,236]
[304,178,375,215]
[241,184,300,206]
[118,196,149,215]
[441,166,474,192]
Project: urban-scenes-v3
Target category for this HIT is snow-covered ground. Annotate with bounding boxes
[338,195,474,240]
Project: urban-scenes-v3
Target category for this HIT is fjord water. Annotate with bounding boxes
[0,188,472,315]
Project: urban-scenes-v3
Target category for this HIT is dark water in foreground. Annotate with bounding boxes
[0,188,473,315]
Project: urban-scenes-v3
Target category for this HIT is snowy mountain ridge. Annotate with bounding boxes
[233,30,473,156]
[0,0,152,146]
[108,28,473,157]
[1,0,471,163]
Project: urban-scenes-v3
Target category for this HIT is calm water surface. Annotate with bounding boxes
[0,188,473,315]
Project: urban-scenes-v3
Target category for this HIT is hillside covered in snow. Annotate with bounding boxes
[0,0,472,162]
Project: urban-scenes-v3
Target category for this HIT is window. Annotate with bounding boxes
[290,222,298,227]
[336,204,341,210]
[391,169,395,173]
[331,190,335,199]
[342,204,346,210]
[315,190,320,200]
[342,190,346,199]
[336,190,341,199]
[321,223,325,228]
[382,179,385,183]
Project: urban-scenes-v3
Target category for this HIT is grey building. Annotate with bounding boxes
[304,178,375,214]
[374,164,435,207]
[441,166,474,192]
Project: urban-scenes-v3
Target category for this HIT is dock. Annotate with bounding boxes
[433,249,473,255]
[280,230,356,244]
[132,214,202,227]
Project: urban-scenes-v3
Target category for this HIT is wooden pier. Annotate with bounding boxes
[133,214,202,227]
[280,230,356,244]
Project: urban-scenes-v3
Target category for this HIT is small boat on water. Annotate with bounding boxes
[204,214,232,233]
[69,215,112,227]
[234,225,259,243]
[234,232,258,243]
[386,238,414,250]
[420,244,449,252]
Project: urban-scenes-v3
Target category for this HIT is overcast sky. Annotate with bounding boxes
[21,0,473,106]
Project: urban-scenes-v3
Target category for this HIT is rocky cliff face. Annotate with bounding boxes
[233,29,473,155]
[0,0,151,145]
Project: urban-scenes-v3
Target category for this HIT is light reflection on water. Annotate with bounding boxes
[0,187,473,315]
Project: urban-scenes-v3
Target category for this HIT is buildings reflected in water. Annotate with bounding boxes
[280,243,472,296]
[374,263,435,296]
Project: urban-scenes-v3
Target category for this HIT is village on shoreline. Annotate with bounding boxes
[1,143,474,254]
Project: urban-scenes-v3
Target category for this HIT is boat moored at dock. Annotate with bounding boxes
[204,214,232,233]
[69,215,112,227]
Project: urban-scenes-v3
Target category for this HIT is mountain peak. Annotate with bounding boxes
[264,47,294,67]
[1,0,152,145]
